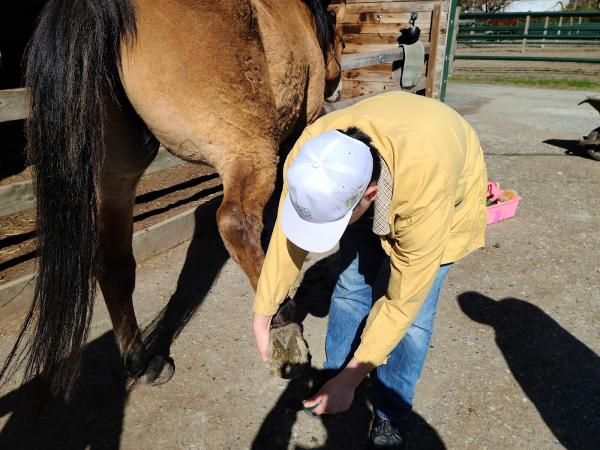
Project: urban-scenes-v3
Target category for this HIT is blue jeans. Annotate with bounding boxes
[323,216,451,422]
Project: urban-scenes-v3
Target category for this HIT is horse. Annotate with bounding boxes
[0,0,344,400]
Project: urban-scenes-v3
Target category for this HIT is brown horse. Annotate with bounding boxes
[1,0,344,400]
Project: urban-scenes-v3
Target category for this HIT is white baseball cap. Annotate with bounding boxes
[281,130,373,253]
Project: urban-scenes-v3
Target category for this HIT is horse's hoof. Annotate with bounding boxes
[140,355,175,386]
[268,323,310,379]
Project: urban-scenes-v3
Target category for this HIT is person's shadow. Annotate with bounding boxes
[251,365,445,450]
[252,253,446,450]
[458,292,600,450]
[0,197,229,449]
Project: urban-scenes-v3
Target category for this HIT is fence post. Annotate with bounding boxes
[541,15,550,48]
[522,15,530,52]
[556,16,563,42]
[439,0,458,102]
[577,16,582,35]
[448,6,461,77]
[568,0,577,35]
[425,4,441,98]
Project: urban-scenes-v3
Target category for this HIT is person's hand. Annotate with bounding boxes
[252,313,273,363]
[303,358,374,415]
[302,374,355,415]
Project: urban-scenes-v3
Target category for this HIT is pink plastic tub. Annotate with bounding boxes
[486,181,522,225]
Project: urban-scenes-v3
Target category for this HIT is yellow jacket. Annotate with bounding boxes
[254,91,487,367]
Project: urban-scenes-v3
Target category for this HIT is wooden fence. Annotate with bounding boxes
[333,0,450,99]
[0,30,437,307]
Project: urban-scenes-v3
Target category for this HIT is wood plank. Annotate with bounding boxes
[0,180,36,218]
[339,79,398,100]
[131,196,220,263]
[344,0,436,3]
[344,36,431,53]
[345,42,403,53]
[343,28,432,42]
[345,2,439,14]
[322,87,405,113]
[342,18,431,31]
[346,63,393,72]
[342,12,433,24]
[0,197,222,309]
[426,4,441,97]
[344,34,407,45]
[433,9,449,97]
[341,43,430,70]
[0,273,36,310]
[144,147,186,176]
[0,88,29,123]
[0,147,187,219]
[344,69,394,82]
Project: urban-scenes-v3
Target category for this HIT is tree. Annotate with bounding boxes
[458,0,516,12]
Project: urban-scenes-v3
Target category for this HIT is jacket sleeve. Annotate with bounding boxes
[353,191,454,366]
[252,137,311,316]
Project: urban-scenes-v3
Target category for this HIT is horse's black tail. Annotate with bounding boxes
[0,0,136,400]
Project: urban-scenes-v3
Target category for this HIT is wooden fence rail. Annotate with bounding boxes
[0,148,185,218]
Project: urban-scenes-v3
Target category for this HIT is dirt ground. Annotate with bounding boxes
[1,83,599,449]
[452,45,600,83]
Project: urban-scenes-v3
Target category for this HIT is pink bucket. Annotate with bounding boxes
[486,181,522,225]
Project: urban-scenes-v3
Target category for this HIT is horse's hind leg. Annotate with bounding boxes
[98,105,173,385]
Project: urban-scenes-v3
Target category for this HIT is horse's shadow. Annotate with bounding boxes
[0,197,229,449]
[458,292,600,450]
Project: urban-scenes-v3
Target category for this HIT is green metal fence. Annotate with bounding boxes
[455,10,600,64]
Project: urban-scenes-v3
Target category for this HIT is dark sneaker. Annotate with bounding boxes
[369,415,405,449]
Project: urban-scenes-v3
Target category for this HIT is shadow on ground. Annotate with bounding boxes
[0,197,229,449]
[543,138,595,160]
[251,367,445,450]
[253,252,444,450]
[458,292,600,450]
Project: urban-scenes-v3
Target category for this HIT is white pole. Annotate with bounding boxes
[541,15,550,48]
[522,15,530,52]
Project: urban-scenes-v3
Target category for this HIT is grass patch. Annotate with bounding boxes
[449,76,600,90]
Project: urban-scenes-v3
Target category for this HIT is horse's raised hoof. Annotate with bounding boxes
[140,355,175,386]
[268,323,310,379]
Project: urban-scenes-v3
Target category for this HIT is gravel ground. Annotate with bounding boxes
[1,83,599,449]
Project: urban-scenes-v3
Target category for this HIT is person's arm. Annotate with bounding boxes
[252,132,314,360]
[252,211,308,361]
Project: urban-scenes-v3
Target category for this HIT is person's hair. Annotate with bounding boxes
[337,126,381,184]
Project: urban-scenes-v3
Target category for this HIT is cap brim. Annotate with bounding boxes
[280,195,352,253]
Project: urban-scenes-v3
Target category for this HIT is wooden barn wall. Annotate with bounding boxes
[334,0,450,99]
